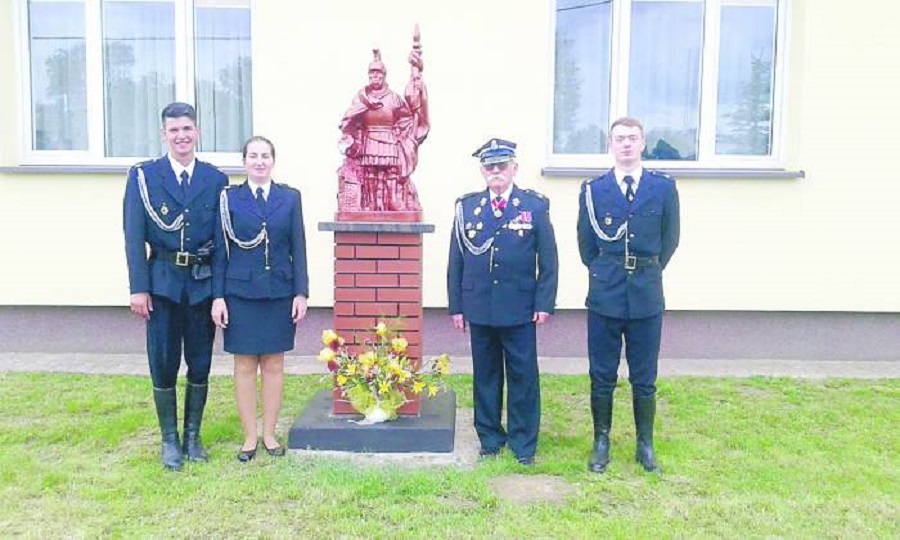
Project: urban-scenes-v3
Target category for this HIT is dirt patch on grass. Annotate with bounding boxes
[488,474,574,505]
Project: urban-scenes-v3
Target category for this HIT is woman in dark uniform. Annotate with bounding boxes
[211,136,309,462]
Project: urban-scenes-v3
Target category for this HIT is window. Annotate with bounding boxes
[21,0,252,162]
[551,0,786,168]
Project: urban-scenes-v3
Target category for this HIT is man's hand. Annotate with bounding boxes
[533,312,551,325]
[451,314,466,332]
[211,298,229,329]
[130,293,153,321]
[292,295,308,324]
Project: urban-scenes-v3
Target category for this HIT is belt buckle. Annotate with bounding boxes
[624,255,637,270]
[175,251,191,267]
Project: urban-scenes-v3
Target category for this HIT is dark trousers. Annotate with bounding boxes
[146,294,215,389]
[469,322,540,458]
[587,311,662,399]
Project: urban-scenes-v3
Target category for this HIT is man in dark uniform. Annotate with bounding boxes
[123,102,229,471]
[448,138,559,465]
[577,117,680,474]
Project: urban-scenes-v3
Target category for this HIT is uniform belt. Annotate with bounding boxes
[599,253,659,270]
[152,249,209,267]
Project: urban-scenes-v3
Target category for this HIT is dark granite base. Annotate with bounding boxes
[288,389,456,453]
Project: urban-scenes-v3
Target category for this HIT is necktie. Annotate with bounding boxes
[492,195,506,218]
[623,175,635,203]
[180,170,190,200]
[255,186,266,215]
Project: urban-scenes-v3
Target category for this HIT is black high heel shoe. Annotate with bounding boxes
[263,441,286,457]
[237,443,258,463]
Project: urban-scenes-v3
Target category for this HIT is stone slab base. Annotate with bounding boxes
[288,389,456,453]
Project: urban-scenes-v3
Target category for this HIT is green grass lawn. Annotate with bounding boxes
[0,373,897,538]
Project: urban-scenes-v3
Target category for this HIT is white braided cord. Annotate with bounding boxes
[584,181,628,243]
[454,200,493,256]
[137,167,183,232]
[219,189,267,260]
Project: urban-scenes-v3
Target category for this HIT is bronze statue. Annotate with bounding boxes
[338,25,429,215]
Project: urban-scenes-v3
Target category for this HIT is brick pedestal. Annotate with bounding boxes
[319,221,435,416]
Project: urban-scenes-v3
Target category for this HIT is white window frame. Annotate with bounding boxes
[546,0,791,171]
[14,0,255,167]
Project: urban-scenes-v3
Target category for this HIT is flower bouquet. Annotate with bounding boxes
[318,321,450,424]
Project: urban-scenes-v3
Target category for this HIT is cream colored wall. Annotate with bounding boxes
[2,0,900,311]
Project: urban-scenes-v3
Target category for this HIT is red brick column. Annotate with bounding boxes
[319,221,435,416]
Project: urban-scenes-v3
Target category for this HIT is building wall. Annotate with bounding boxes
[1,0,899,312]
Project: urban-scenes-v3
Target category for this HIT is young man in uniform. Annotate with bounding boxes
[123,102,228,470]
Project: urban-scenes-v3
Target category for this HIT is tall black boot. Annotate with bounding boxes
[182,382,209,462]
[588,392,614,473]
[153,387,183,471]
[633,395,661,473]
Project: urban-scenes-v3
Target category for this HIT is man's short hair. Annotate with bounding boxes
[610,116,644,135]
[160,102,197,125]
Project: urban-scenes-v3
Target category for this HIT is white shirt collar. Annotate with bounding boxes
[489,184,514,202]
[614,166,643,193]
[167,154,196,183]
[249,179,273,200]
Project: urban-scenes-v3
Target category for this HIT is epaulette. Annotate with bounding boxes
[130,159,152,171]
[648,169,673,180]
[456,190,482,203]
[521,188,546,200]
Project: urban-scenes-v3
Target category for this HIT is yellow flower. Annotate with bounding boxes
[378,381,391,393]
[359,351,376,367]
[346,363,357,375]
[322,329,339,346]
[413,381,425,394]
[428,385,439,397]
[375,321,388,337]
[391,337,408,353]
[318,347,335,363]
[436,354,450,375]
[336,374,348,386]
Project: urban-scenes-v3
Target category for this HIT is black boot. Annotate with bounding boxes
[633,395,661,473]
[588,393,614,473]
[182,382,209,462]
[153,387,183,471]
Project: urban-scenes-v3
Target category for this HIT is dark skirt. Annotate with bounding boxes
[223,296,296,355]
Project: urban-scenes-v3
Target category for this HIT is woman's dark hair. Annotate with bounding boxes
[242,136,276,160]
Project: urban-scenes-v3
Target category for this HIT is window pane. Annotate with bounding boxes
[28,0,87,151]
[715,4,777,155]
[195,2,252,153]
[553,0,612,154]
[102,1,175,157]
[629,0,703,161]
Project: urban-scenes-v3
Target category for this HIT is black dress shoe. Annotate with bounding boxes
[478,447,502,459]
[237,444,258,463]
[263,442,286,457]
[516,455,535,466]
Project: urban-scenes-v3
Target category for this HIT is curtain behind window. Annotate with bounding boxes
[195,1,252,153]
[102,0,176,158]
[29,0,88,151]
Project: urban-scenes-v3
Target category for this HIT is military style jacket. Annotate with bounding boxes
[448,185,559,327]
[123,155,228,305]
[212,181,309,301]
[577,168,680,319]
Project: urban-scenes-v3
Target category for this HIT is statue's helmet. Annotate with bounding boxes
[368,48,386,74]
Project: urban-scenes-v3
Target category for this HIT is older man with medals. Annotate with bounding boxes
[577,117,680,474]
[448,139,559,465]
[123,102,228,471]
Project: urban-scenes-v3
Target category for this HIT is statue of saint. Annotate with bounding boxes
[338,26,429,214]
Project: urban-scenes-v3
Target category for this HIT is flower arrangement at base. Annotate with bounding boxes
[318,321,450,424]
